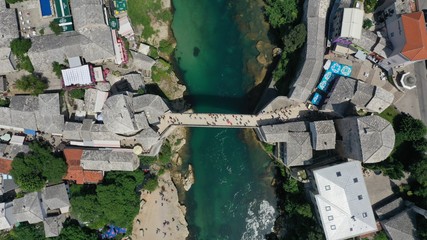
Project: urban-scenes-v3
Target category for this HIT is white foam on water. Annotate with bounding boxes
[241,199,276,240]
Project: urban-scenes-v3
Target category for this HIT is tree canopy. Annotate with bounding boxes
[264,0,299,28]
[49,21,62,35]
[70,171,144,229]
[5,222,44,240]
[53,219,98,240]
[282,23,307,53]
[10,142,67,192]
[15,75,48,95]
[10,38,32,56]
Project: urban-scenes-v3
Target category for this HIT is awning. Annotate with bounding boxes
[10,135,25,145]
[24,129,36,136]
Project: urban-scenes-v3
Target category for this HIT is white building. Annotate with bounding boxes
[311,161,377,240]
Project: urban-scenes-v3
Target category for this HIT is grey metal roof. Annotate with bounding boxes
[42,184,70,212]
[289,0,330,102]
[132,94,169,125]
[43,214,66,238]
[102,94,144,136]
[80,149,140,171]
[0,9,19,47]
[13,192,45,224]
[309,120,336,150]
[335,116,395,163]
[312,161,377,240]
[283,131,313,167]
[351,81,375,107]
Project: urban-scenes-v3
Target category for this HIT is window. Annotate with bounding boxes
[362,212,368,218]
[328,215,334,221]
[358,195,363,200]
[325,206,331,211]
[336,171,342,177]
[391,32,394,37]
[325,185,331,191]
[330,225,336,230]
[350,228,353,231]
[353,178,358,183]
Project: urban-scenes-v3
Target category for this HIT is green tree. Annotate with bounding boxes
[283,177,299,193]
[54,219,98,240]
[0,98,10,107]
[49,21,62,35]
[282,23,307,53]
[143,177,158,192]
[396,114,427,141]
[411,160,427,187]
[10,142,67,192]
[71,171,144,229]
[10,38,32,56]
[6,222,44,240]
[15,75,48,95]
[52,61,66,78]
[363,19,373,29]
[264,0,298,28]
[364,0,378,13]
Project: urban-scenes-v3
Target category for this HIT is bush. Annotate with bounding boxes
[18,55,34,72]
[10,38,32,56]
[68,89,85,100]
[49,21,62,35]
[52,61,66,78]
[363,19,373,29]
[15,75,47,95]
[0,98,10,107]
[364,0,378,13]
[143,177,158,192]
[159,39,174,56]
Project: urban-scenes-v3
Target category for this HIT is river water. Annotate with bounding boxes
[172,0,276,239]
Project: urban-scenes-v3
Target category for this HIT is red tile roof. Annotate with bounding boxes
[63,149,103,184]
[401,12,427,61]
[0,158,12,174]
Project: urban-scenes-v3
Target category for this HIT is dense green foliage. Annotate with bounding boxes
[143,177,158,192]
[15,75,47,95]
[264,0,298,28]
[5,223,44,240]
[10,38,31,56]
[152,59,172,83]
[128,0,171,39]
[0,98,10,107]
[10,38,34,73]
[273,167,324,239]
[273,23,307,82]
[159,39,174,56]
[68,89,85,100]
[70,171,143,229]
[10,142,67,192]
[52,61,66,78]
[53,219,98,240]
[364,0,378,13]
[363,19,373,29]
[49,21,62,35]
[5,0,26,3]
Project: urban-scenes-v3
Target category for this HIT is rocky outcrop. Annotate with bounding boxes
[182,164,195,191]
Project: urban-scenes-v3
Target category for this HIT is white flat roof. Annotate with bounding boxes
[313,161,377,240]
[341,8,364,39]
[61,65,92,87]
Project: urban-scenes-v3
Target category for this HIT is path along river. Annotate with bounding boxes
[172,0,277,239]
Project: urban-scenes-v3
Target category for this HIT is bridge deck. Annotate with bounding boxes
[157,103,307,134]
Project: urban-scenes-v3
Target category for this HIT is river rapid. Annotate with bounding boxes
[172,0,277,239]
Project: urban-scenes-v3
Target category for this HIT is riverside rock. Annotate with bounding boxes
[182,164,195,191]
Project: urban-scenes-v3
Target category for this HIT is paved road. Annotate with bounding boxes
[414,61,427,125]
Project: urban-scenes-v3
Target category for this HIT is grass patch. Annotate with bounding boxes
[379,105,399,123]
[152,59,172,83]
[68,89,85,100]
[127,0,171,40]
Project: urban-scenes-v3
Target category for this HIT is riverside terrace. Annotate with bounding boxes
[156,103,308,135]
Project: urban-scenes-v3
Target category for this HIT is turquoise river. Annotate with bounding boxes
[172,0,277,239]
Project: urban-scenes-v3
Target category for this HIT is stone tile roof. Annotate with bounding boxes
[43,214,66,238]
[131,51,156,70]
[0,47,15,75]
[351,29,392,57]
[122,73,145,91]
[309,120,336,150]
[42,184,70,213]
[283,132,313,167]
[0,8,19,47]
[134,128,161,151]
[102,94,146,136]
[0,202,15,230]
[335,116,395,163]
[365,87,394,113]
[80,149,140,171]
[132,94,170,125]
[312,161,377,240]
[289,0,330,102]
[12,192,45,224]
[259,121,308,143]
[351,81,375,107]
[378,200,418,240]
